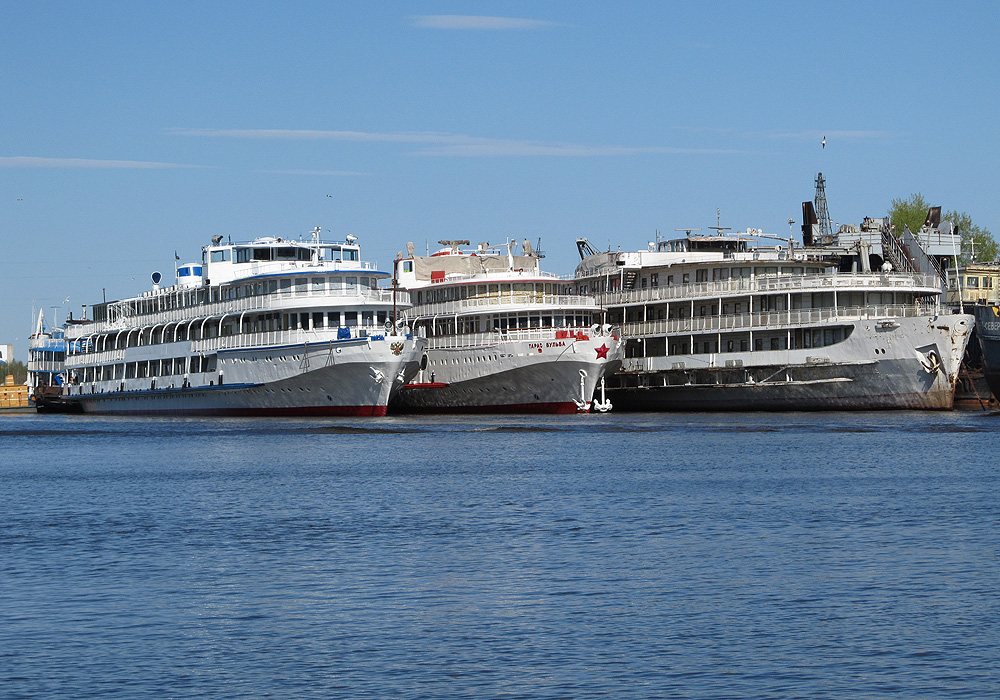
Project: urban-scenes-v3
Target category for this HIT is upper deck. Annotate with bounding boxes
[395,239,563,289]
[68,229,401,339]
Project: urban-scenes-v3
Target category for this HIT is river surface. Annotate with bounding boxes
[1,411,997,699]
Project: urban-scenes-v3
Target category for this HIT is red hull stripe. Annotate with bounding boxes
[390,401,584,415]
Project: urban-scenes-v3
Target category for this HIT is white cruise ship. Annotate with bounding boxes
[571,214,973,411]
[391,239,621,413]
[61,229,425,416]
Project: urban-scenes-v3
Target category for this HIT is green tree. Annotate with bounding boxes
[889,193,998,264]
[888,193,932,236]
[1,359,27,384]
[944,209,999,264]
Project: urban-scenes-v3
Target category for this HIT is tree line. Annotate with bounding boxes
[888,193,997,264]
[1,360,28,384]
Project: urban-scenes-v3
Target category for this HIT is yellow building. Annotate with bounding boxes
[946,263,1000,306]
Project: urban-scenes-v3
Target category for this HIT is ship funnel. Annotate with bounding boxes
[801,201,819,246]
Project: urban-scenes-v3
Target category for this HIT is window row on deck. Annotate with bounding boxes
[70,354,219,384]
[416,312,597,337]
[575,266,827,294]
[414,281,573,306]
[612,291,910,323]
[624,326,852,358]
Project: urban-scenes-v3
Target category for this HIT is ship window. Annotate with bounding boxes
[377,311,387,325]
[967,276,979,288]
[346,277,357,290]
[344,249,359,261]
[275,247,297,260]
[362,311,373,326]
[253,248,272,261]
[192,266,203,276]
[682,273,690,284]
[328,311,341,327]
[313,312,324,329]
[210,249,230,262]
[696,269,708,282]
[403,261,413,272]
[312,277,325,292]
[345,311,358,326]
[650,273,658,287]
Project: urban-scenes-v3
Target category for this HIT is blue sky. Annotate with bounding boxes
[3,1,998,357]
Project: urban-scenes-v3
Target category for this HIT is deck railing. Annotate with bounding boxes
[68,287,410,338]
[404,293,599,318]
[598,272,943,307]
[621,303,932,338]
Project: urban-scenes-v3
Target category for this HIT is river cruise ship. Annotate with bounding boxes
[571,216,972,410]
[391,239,621,413]
[61,229,425,416]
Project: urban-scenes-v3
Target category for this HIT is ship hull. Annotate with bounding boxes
[66,336,423,417]
[607,314,972,411]
[391,336,620,414]
[973,305,1000,402]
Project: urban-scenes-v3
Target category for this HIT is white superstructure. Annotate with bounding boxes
[61,228,425,416]
[392,239,621,413]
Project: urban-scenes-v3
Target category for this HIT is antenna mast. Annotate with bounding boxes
[814,172,834,239]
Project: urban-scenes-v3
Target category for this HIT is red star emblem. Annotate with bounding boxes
[595,343,609,359]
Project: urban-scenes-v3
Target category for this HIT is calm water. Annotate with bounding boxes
[1,411,997,699]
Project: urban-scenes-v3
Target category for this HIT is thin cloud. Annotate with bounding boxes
[753,129,899,142]
[0,156,200,169]
[168,127,467,144]
[416,142,746,157]
[170,127,746,157]
[670,127,899,142]
[254,169,369,176]
[411,15,564,30]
